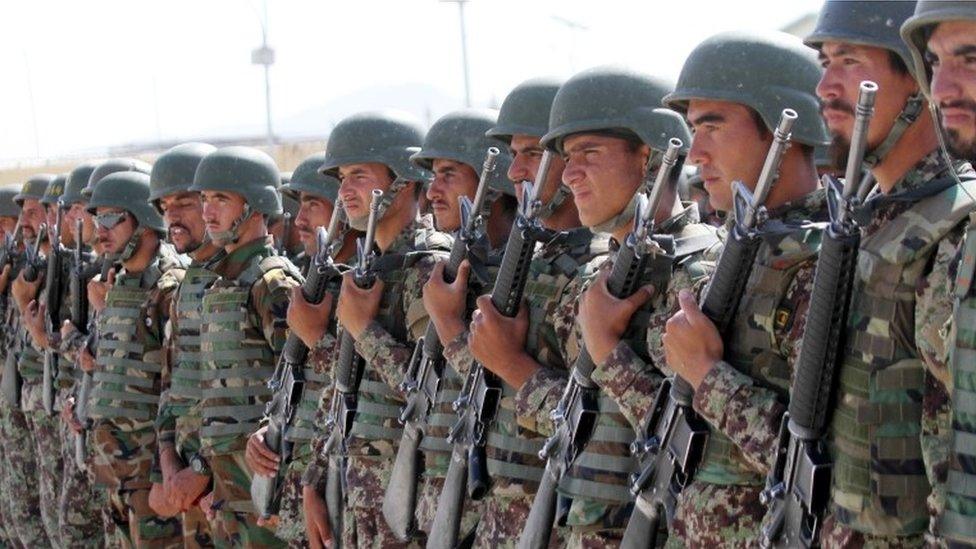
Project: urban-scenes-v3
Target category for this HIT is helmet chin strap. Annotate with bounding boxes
[536,184,571,220]
[862,92,924,169]
[207,204,253,246]
[118,226,146,262]
[348,178,410,231]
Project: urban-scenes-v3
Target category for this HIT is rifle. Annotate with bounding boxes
[21,223,46,283]
[759,82,877,549]
[75,253,114,467]
[277,212,292,256]
[252,205,348,519]
[624,109,798,547]
[383,147,500,540]
[42,207,65,415]
[320,189,384,549]
[427,149,556,549]
[0,220,24,408]
[519,139,684,549]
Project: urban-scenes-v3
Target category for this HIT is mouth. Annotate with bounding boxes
[941,106,975,128]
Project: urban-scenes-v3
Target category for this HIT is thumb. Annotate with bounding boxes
[430,260,445,282]
[453,259,470,288]
[625,284,656,311]
[107,268,116,285]
[677,289,705,323]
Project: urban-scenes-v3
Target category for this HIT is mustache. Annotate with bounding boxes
[940,99,976,114]
[820,98,855,116]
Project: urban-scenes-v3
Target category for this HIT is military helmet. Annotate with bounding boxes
[805,0,918,76]
[15,174,55,207]
[61,162,99,207]
[281,152,340,203]
[664,31,828,147]
[901,1,976,96]
[41,174,67,207]
[0,187,21,218]
[411,109,515,195]
[188,146,282,216]
[148,143,217,213]
[542,66,691,155]
[486,78,563,143]
[320,110,429,183]
[82,158,152,199]
[86,172,165,233]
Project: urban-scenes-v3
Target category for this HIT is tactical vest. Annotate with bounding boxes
[830,177,976,536]
[169,262,221,450]
[199,253,299,455]
[695,224,822,486]
[89,264,165,430]
[489,229,610,491]
[943,212,976,545]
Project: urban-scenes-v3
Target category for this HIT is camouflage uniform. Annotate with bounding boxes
[154,251,225,548]
[822,153,976,548]
[438,226,609,548]
[197,236,300,548]
[88,243,186,548]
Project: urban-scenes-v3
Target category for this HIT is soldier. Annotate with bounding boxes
[407,107,515,538]
[6,174,58,547]
[807,1,976,546]
[270,186,304,267]
[187,146,301,547]
[902,2,976,545]
[56,161,110,548]
[144,142,221,548]
[245,151,358,547]
[573,32,827,546]
[293,110,450,548]
[83,171,186,548]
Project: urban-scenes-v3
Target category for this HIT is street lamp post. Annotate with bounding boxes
[251,0,275,147]
[442,0,472,108]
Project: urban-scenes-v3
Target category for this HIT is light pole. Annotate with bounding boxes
[250,0,275,147]
[442,0,472,108]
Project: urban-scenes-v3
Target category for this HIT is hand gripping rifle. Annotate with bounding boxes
[427,150,556,549]
[518,139,684,549]
[42,208,65,415]
[623,109,798,547]
[252,204,349,519]
[383,147,500,540]
[75,250,115,467]
[21,223,47,283]
[759,83,877,549]
[320,189,384,549]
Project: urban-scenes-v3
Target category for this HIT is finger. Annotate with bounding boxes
[453,259,471,288]
[429,260,445,284]
[474,294,492,316]
[677,289,705,323]
[107,268,116,285]
[624,285,655,311]
[253,436,281,462]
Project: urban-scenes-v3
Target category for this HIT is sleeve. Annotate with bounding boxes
[915,228,963,392]
[591,343,662,430]
[252,269,302,357]
[513,367,568,437]
[155,293,179,447]
[443,331,475,377]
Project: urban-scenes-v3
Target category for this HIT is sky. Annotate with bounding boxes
[0,0,825,166]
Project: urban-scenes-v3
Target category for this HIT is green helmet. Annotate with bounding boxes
[15,174,55,207]
[486,78,562,143]
[411,109,514,196]
[61,162,99,207]
[664,31,829,147]
[0,187,20,218]
[542,66,691,155]
[188,146,282,216]
[82,158,152,199]
[806,0,918,76]
[320,110,429,182]
[41,174,67,207]
[281,152,340,203]
[148,142,217,213]
[901,1,976,96]
[86,172,165,233]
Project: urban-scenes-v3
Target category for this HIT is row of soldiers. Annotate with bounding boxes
[0,0,974,547]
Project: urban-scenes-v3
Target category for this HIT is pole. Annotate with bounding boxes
[262,0,274,147]
[442,0,472,108]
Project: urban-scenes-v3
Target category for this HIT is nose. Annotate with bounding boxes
[562,157,584,188]
[426,174,446,201]
[508,154,530,184]
[687,136,708,168]
[816,65,842,104]
[930,63,962,108]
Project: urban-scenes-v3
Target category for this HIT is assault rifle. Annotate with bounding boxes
[427,149,557,549]
[21,223,46,283]
[277,212,292,256]
[519,139,684,549]
[252,205,348,519]
[320,189,384,549]
[623,109,798,547]
[383,147,500,540]
[75,252,115,467]
[42,207,65,415]
[759,82,877,549]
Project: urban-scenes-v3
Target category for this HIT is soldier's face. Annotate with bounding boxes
[816,42,920,166]
[927,21,976,161]
[427,159,479,232]
[296,192,336,255]
[159,191,206,254]
[200,190,247,237]
[94,206,136,255]
[508,134,567,208]
[337,163,394,224]
[44,204,60,244]
[686,100,772,213]
[64,203,95,247]
[561,134,648,232]
[0,217,16,239]
[19,199,45,241]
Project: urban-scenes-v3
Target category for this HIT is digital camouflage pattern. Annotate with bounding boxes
[88,244,185,548]
[823,153,976,547]
[197,236,299,548]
